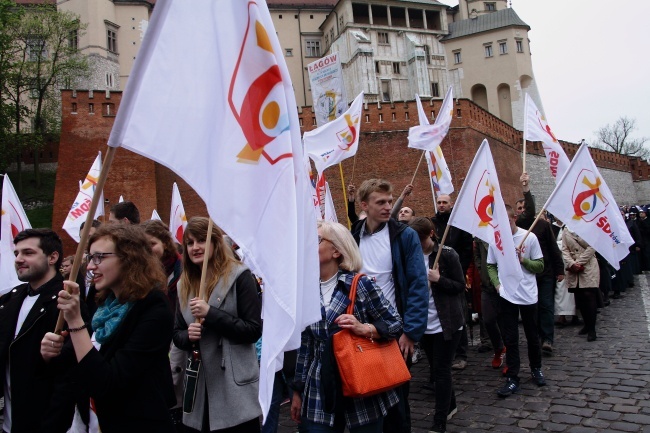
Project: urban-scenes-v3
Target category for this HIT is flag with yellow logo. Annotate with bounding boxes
[544,143,633,269]
[106,0,320,419]
[408,86,454,152]
[1,175,32,295]
[62,152,104,243]
[447,140,522,296]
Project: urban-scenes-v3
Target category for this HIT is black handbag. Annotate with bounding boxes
[183,349,201,413]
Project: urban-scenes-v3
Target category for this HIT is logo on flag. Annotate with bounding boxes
[571,170,608,222]
[229,2,292,165]
[336,112,360,151]
[474,173,496,228]
[535,109,559,144]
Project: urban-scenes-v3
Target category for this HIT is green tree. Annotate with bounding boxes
[592,116,650,160]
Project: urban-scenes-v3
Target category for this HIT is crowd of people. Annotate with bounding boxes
[0,173,645,433]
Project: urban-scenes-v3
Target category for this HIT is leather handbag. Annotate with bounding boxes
[332,273,411,398]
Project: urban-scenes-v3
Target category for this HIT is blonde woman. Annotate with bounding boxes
[173,217,262,432]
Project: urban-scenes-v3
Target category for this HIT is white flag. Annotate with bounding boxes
[118,195,124,203]
[1,175,32,295]
[151,209,162,221]
[304,91,364,174]
[169,183,187,244]
[416,94,454,195]
[447,139,522,296]
[544,143,633,269]
[408,86,454,152]
[106,0,320,420]
[62,152,105,243]
[324,181,338,223]
[524,93,570,180]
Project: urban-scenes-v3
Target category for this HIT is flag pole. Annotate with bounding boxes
[350,153,358,183]
[517,207,547,250]
[432,222,451,270]
[339,163,350,229]
[411,151,425,185]
[55,146,117,334]
[198,218,214,308]
[522,95,528,173]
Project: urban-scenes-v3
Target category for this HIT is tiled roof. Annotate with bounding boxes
[266,0,338,8]
[442,8,529,41]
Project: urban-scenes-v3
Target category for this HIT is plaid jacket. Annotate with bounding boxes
[295,271,402,428]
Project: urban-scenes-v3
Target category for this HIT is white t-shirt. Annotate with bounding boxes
[423,254,442,334]
[359,223,396,308]
[488,227,543,305]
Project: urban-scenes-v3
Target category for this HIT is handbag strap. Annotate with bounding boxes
[345,273,365,315]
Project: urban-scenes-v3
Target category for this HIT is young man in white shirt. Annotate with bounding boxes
[487,205,546,397]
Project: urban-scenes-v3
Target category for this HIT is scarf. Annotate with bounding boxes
[92,293,134,344]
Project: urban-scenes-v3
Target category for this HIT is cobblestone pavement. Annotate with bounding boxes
[278,274,650,432]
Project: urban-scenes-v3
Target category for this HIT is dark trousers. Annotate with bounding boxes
[574,288,598,332]
[454,295,469,361]
[383,357,412,433]
[499,298,542,382]
[481,290,503,352]
[536,276,556,344]
[261,371,285,433]
[421,330,462,426]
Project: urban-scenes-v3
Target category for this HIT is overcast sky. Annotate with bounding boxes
[439,0,650,146]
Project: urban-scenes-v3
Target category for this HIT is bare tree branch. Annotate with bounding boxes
[592,116,650,160]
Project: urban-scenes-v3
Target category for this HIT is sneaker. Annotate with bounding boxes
[411,344,422,364]
[428,422,446,433]
[451,359,467,370]
[531,368,547,386]
[447,402,458,421]
[587,331,597,342]
[496,378,519,398]
[541,341,553,354]
[491,347,506,368]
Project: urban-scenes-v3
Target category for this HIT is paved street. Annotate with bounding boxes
[278,274,650,432]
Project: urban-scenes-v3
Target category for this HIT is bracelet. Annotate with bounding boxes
[365,323,374,342]
[68,323,88,333]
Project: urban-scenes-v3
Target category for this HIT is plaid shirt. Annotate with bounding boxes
[295,271,402,428]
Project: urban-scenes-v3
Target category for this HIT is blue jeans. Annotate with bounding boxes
[536,276,555,344]
[261,371,285,433]
[299,418,383,433]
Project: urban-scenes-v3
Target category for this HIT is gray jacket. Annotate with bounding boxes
[175,263,262,430]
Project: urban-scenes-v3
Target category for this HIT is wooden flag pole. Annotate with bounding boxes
[197,218,214,321]
[431,222,452,270]
[339,163,350,229]
[517,207,547,250]
[55,146,117,334]
[522,97,528,173]
[350,153,358,184]
[411,151,425,185]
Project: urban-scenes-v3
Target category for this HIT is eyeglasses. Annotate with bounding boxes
[318,236,330,244]
[85,252,116,265]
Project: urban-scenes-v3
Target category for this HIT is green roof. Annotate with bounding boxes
[442,8,530,41]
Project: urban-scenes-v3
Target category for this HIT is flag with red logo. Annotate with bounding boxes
[151,209,162,221]
[169,182,187,244]
[524,93,570,180]
[304,91,364,174]
[414,95,454,195]
[62,152,105,243]
[106,0,320,419]
[544,143,633,269]
[447,140,522,296]
[408,86,454,152]
[1,175,32,295]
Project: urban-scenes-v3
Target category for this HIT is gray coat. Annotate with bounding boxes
[175,263,262,430]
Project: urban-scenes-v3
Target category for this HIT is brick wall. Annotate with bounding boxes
[53,91,650,253]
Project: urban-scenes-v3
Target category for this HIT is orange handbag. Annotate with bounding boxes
[332,273,411,398]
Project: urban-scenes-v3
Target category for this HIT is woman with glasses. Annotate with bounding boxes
[290,220,402,433]
[41,224,176,432]
[173,217,263,433]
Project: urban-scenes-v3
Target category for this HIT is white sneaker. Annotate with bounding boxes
[411,344,422,364]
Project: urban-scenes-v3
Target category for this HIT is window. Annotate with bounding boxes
[107,29,117,53]
[72,102,77,113]
[485,2,496,11]
[453,50,461,64]
[105,73,114,88]
[392,62,400,74]
[516,39,524,53]
[27,38,46,62]
[431,82,440,98]
[68,29,78,50]
[484,44,493,57]
[375,61,380,73]
[499,41,508,54]
[88,103,94,114]
[285,48,293,57]
[377,32,389,45]
[330,28,335,43]
[325,34,329,47]
[305,40,321,57]
[381,81,391,102]
[102,103,115,116]
[424,45,431,65]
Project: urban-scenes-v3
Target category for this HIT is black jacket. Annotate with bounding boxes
[427,245,466,341]
[432,210,474,275]
[0,275,77,433]
[75,289,176,433]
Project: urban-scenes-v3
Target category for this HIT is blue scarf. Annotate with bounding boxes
[92,293,134,344]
